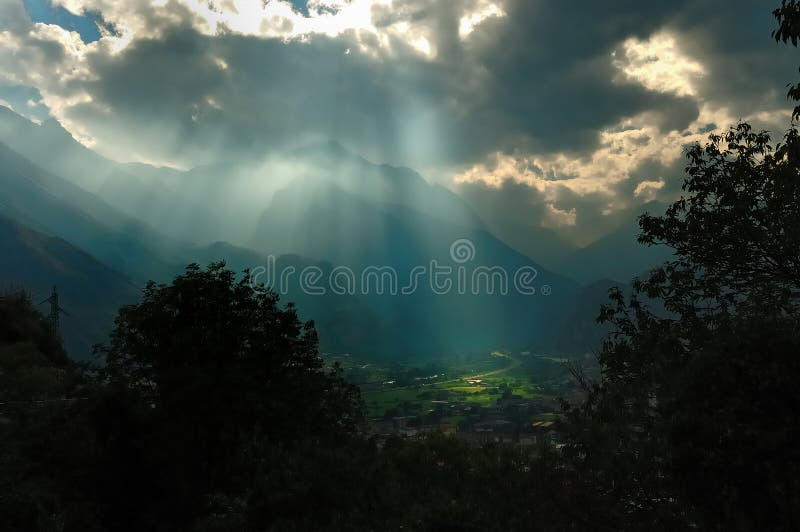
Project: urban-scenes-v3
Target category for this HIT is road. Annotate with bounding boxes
[436,351,521,386]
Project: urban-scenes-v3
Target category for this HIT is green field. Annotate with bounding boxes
[325,350,580,419]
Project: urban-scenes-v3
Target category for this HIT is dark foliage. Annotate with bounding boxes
[0,266,567,531]
[0,293,102,531]
[558,109,800,532]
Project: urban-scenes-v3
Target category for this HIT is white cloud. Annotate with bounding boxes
[613,31,705,97]
[453,95,791,226]
[50,0,449,58]
[542,203,577,228]
[453,108,691,197]
[633,179,665,201]
[458,1,504,39]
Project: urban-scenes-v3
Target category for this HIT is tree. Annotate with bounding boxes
[557,27,800,532]
[92,263,364,530]
[774,0,800,118]
[0,293,103,531]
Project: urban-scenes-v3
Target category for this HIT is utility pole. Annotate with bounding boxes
[39,286,69,341]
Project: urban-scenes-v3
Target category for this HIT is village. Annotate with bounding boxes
[335,350,593,447]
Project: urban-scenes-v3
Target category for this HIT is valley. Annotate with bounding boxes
[329,350,596,443]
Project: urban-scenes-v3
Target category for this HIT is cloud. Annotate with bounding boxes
[0,0,30,31]
[0,0,796,241]
[613,31,705,97]
[543,203,577,228]
[633,179,665,201]
[458,1,503,39]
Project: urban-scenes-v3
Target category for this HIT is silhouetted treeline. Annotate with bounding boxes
[0,270,568,532]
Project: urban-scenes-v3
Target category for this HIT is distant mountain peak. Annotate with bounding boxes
[39,117,79,141]
[41,117,67,130]
[295,139,364,164]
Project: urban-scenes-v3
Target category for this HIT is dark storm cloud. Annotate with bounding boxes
[665,0,798,118]
[3,0,797,241]
[18,0,719,166]
[11,0,793,167]
[63,27,455,164]
[453,0,699,155]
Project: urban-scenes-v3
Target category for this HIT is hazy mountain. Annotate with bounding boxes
[0,105,118,193]
[481,218,579,273]
[0,141,188,282]
[0,106,209,243]
[0,214,140,358]
[547,279,626,355]
[255,177,580,356]
[293,141,484,230]
[156,241,391,355]
[555,206,674,284]
[0,134,394,356]
[0,107,613,358]
[458,182,674,282]
[0,109,488,249]
[0,208,388,360]
[97,141,486,248]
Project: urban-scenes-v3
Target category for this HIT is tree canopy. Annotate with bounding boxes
[557,28,800,528]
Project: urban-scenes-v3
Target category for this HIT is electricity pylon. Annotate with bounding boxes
[39,285,69,341]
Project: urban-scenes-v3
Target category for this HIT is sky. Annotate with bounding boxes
[0,0,796,240]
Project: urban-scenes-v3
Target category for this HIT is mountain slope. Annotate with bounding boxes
[481,218,579,273]
[0,141,184,281]
[292,141,484,230]
[0,215,140,358]
[555,216,674,284]
[255,178,580,357]
[0,105,117,192]
[0,107,603,358]
[0,138,395,356]
[0,108,488,248]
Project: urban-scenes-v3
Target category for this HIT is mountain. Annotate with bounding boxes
[0,107,602,358]
[96,141,487,249]
[0,135,393,356]
[0,106,210,244]
[0,107,489,249]
[555,206,674,284]
[292,141,484,230]
[480,218,579,273]
[457,182,675,282]
[547,279,625,355]
[0,208,386,358]
[0,105,117,193]
[0,214,140,358]
[254,177,580,357]
[0,140,184,281]
[184,241,389,354]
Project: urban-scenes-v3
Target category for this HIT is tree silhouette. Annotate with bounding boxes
[0,293,102,531]
[557,44,800,532]
[92,262,364,530]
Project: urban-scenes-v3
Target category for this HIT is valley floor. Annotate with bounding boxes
[327,350,595,445]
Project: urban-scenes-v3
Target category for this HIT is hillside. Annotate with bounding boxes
[0,215,140,358]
